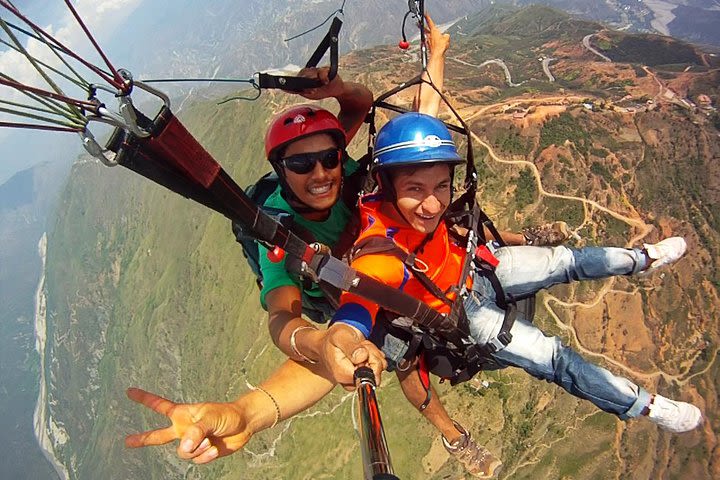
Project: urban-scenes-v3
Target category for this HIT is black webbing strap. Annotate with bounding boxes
[350,236,477,341]
[315,255,468,346]
[341,151,372,209]
[110,131,235,219]
[477,302,516,356]
[106,108,234,218]
[373,75,423,110]
[258,17,342,92]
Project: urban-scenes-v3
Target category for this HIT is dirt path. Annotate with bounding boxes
[470,130,719,386]
[582,33,612,62]
[450,56,524,87]
[470,131,653,245]
[643,66,665,101]
[541,57,556,82]
[460,95,585,124]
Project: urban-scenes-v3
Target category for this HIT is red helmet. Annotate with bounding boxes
[265,105,347,162]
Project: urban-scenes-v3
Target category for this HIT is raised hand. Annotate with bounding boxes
[425,14,450,58]
[295,66,345,100]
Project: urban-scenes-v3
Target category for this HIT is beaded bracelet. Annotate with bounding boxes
[290,325,318,364]
[255,386,280,429]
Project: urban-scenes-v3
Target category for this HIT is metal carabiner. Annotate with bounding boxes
[116,95,151,138]
[114,69,171,138]
[78,127,117,167]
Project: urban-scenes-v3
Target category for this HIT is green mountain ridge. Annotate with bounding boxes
[41,7,719,479]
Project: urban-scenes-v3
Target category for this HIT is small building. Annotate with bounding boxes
[698,94,713,107]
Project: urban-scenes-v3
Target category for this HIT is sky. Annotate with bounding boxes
[0,0,146,184]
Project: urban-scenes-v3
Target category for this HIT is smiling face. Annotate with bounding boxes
[382,163,453,234]
[281,133,342,219]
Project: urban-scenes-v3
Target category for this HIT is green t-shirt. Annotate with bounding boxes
[258,159,359,309]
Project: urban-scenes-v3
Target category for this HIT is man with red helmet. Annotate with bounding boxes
[257,69,389,384]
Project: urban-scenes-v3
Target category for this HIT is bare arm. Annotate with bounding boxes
[265,285,326,362]
[265,286,386,387]
[413,14,450,117]
[452,224,527,246]
[483,226,526,246]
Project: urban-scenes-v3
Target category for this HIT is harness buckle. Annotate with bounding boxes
[474,244,499,268]
[486,331,513,353]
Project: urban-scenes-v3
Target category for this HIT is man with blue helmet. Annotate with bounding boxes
[327,112,702,454]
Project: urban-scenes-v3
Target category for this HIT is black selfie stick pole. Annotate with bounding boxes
[354,367,400,480]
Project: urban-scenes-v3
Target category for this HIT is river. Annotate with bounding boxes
[32,233,71,480]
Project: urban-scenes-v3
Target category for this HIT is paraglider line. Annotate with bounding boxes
[61,0,126,91]
[284,0,345,42]
[0,0,123,90]
[0,120,83,132]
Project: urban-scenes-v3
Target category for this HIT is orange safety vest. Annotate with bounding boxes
[338,194,472,329]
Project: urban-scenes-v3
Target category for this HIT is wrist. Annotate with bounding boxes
[335,82,372,106]
[235,389,279,434]
[331,322,366,340]
[291,325,321,364]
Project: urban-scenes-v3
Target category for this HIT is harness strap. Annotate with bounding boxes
[109,128,234,219]
[258,17,342,92]
[352,236,456,307]
[418,353,432,411]
[478,302,516,356]
[341,151,372,209]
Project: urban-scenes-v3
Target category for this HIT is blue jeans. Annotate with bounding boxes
[466,244,651,419]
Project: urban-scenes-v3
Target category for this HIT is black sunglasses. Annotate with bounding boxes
[281,148,342,175]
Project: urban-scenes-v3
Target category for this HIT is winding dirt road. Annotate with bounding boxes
[470,129,716,387]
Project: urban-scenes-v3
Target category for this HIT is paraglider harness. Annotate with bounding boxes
[237,3,524,393]
[346,79,521,405]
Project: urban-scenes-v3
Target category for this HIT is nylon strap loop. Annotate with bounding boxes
[259,17,342,92]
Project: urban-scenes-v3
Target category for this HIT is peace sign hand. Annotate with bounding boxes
[125,387,252,464]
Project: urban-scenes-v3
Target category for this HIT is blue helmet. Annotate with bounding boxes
[372,112,463,173]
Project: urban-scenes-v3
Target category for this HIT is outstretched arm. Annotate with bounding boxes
[126,359,335,464]
[295,66,373,142]
[413,14,450,117]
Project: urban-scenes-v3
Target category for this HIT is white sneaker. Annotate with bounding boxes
[642,237,687,274]
[647,394,703,433]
